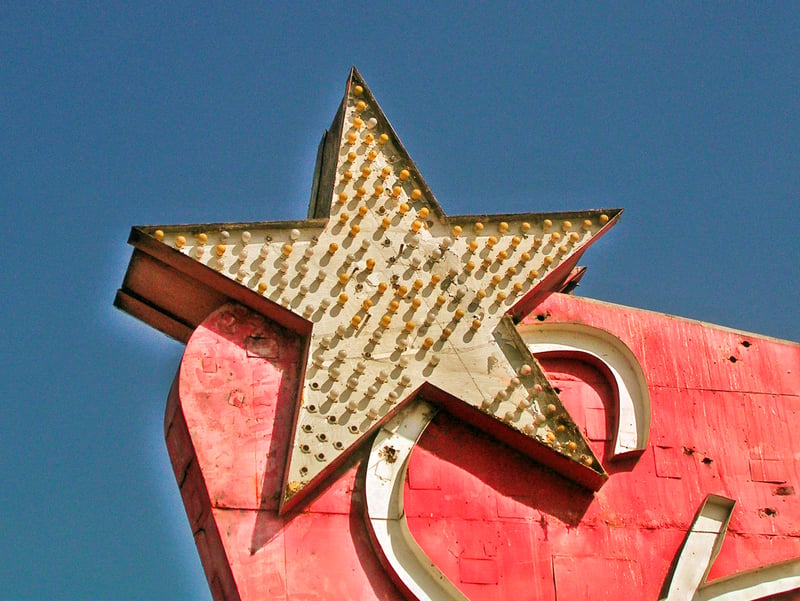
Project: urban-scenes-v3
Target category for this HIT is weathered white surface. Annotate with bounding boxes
[365,400,468,601]
[520,321,651,458]
[145,72,615,506]
[662,495,800,601]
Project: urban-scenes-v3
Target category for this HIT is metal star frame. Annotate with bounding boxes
[116,68,622,512]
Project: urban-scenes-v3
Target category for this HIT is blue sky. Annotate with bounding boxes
[2,3,798,599]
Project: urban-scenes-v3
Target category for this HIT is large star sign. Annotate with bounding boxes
[117,68,622,512]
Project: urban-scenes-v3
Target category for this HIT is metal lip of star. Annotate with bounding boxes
[116,67,623,514]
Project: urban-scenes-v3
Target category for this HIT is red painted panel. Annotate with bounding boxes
[403,293,800,600]
[552,556,642,601]
[165,294,800,600]
[166,304,405,601]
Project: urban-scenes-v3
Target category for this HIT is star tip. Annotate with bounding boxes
[278,481,305,515]
[348,65,365,85]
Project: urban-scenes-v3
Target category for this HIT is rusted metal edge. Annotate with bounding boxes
[114,289,194,343]
[121,228,313,338]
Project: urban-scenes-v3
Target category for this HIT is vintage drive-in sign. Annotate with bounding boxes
[116,69,800,600]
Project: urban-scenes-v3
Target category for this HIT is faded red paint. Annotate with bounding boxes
[165,294,800,600]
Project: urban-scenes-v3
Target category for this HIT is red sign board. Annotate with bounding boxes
[117,69,800,600]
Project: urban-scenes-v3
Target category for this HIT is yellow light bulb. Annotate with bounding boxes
[468,240,478,252]
[474,222,484,233]
[392,186,402,198]
[356,101,367,112]
[388,300,400,312]
[510,236,521,247]
[411,189,422,200]
[422,337,434,348]
[328,243,338,255]
[362,299,373,310]
[364,133,374,144]
[381,217,391,229]
[506,266,518,276]
[353,85,364,96]
[154,230,165,241]
[440,327,452,339]
[379,133,389,144]
[343,171,353,181]
[282,244,293,256]
[196,233,207,244]
[373,185,383,196]
[520,252,531,263]
[513,282,523,292]
[418,207,429,219]
[497,250,508,261]
[258,282,268,294]
[347,133,357,144]
[543,256,554,266]
[356,187,366,198]
[550,232,561,242]
[349,225,360,237]
[338,293,349,305]
[398,202,410,214]
[521,222,531,233]
[339,212,349,224]
[600,214,609,223]
[498,222,509,233]
[361,167,371,178]
[175,235,185,248]
[411,297,422,308]
[497,291,507,301]
[216,244,226,256]
[368,150,378,160]
[543,219,552,231]
[491,274,502,286]
[430,274,441,285]
[377,282,388,293]
[380,315,392,328]
[347,151,357,162]
[476,289,486,299]
[569,232,580,242]
[471,319,482,330]
[381,166,391,178]
[411,220,423,232]
[436,295,446,306]
[528,269,539,280]
[465,261,475,271]
[351,315,362,327]
[561,220,572,232]
[399,169,410,180]
[358,205,368,217]
[413,279,424,290]
[452,225,463,237]
[405,321,415,332]
[353,117,363,128]
[396,285,408,297]
[582,219,593,230]
[454,308,465,320]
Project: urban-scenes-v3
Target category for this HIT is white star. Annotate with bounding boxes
[124,68,622,511]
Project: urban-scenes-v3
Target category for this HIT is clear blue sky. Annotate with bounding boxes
[2,3,798,599]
